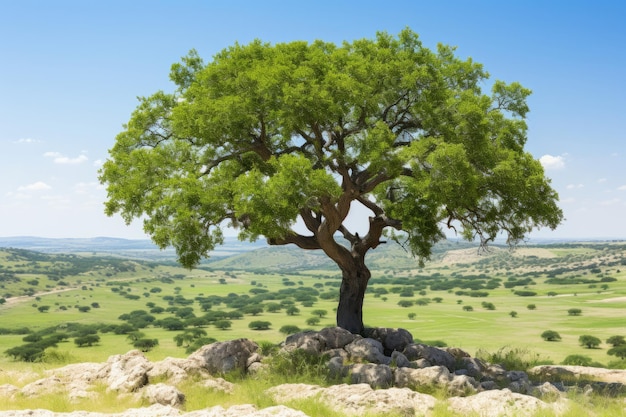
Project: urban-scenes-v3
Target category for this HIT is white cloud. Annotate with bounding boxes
[618,185,626,191]
[539,154,565,170]
[14,138,41,144]
[566,184,583,189]
[44,151,88,164]
[93,159,104,168]
[74,182,103,194]
[18,181,52,191]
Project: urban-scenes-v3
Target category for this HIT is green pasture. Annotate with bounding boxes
[0,243,625,371]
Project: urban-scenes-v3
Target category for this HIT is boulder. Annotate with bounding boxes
[394,365,452,389]
[390,350,411,368]
[320,383,436,416]
[98,350,152,392]
[403,343,456,371]
[188,339,258,374]
[266,383,325,403]
[364,327,413,354]
[447,388,565,417]
[317,327,357,349]
[345,338,389,364]
[349,363,393,388]
[529,365,626,384]
[447,375,479,397]
[144,383,185,407]
[202,377,236,394]
[148,357,202,384]
[0,384,19,399]
[281,331,322,355]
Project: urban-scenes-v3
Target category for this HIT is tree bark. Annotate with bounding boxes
[336,259,371,334]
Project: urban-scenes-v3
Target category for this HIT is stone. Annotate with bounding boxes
[144,383,185,407]
[529,365,626,384]
[447,374,479,397]
[317,327,357,349]
[349,363,393,388]
[188,339,258,375]
[447,388,563,417]
[98,350,152,392]
[390,350,411,368]
[344,338,389,364]
[365,327,413,354]
[394,365,452,389]
[202,377,235,394]
[403,343,456,371]
[320,383,436,416]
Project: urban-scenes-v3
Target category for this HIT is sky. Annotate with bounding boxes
[1,0,625,241]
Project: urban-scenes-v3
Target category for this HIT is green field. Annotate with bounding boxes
[0,241,625,370]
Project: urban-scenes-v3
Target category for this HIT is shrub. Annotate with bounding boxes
[527,304,536,310]
[214,320,232,330]
[279,325,301,335]
[579,335,601,349]
[606,335,626,347]
[476,347,550,371]
[607,345,626,360]
[306,317,321,326]
[397,300,414,308]
[462,305,473,311]
[248,321,272,330]
[541,330,561,341]
[74,334,100,347]
[562,355,593,366]
[133,338,159,352]
[568,308,582,316]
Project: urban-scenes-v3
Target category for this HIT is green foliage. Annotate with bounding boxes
[476,347,550,372]
[562,355,593,366]
[133,338,159,352]
[266,349,331,384]
[279,325,301,335]
[74,334,100,347]
[568,308,582,316]
[248,320,272,330]
[541,330,561,342]
[607,345,626,360]
[606,335,625,347]
[579,335,601,349]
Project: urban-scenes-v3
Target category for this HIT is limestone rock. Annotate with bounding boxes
[317,327,357,349]
[344,338,389,364]
[98,350,152,392]
[447,389,559,417]
[349,363,393,388]
[394,365,452,389]
[364,327,413,354]
[144,383,185,407]
[529,365,626,384]
[320,383,436,416]
[403,343,456,371]
[188,339,258,375]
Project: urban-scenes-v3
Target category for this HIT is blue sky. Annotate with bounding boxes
[1,1,625,240]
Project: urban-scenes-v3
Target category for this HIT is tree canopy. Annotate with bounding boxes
[100,29,562,333]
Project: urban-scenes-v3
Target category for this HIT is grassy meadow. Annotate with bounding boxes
[0,241,625,371]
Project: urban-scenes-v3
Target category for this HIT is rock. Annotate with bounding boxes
[403,343,456,371]
[349,363,393,388]
[282,331,322,355]
[535,381,562,400]
[529,365,626,384]
[21,376,62,397]
[390,350,411,368]
[447,389,561,417]
[394,365,452,389]
[188,339,258,375]
[344,338,389,364]
[144,383,185,407]
[266,383,325,402]
[364,327,413,354]
[187,404,310,417]
[98,350,152,392]
[327,356,347,379]
[202,377,235,394]
[447,375,479,397]
[317,327,357,349]
[0,384,19,399]
[458,357,485,379]
[148,357,201,385]
[320,383,436,416]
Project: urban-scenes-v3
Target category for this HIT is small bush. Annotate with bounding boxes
[541,330,561,341]
[476,347,551,371]
[279,325,301,335]
[562,355,593,366]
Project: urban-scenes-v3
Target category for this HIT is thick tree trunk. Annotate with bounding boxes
[336,262,371,334]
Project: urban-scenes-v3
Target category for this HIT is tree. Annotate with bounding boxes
[248,320,272,330]
[579,335,601,349]
[607,345,626,360]
[311,309,328,318]
[568,308,582,316]
[74,334,100,347]
[99,29,563,334]
[606,335,626,347]
[133,338,159,352]
[541,330,561,341]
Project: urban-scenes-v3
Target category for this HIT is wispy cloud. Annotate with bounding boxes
[92,159,104,168]
[44,151,88,164]
[539,154,565,170]
[618,185,626,191]
[566,184,584,189]
[14,138,41,144]
[18,181,52,191]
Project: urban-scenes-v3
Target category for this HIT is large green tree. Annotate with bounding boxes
[100,29,562,334]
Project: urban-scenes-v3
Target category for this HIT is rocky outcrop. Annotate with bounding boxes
[187,338,259,374]
[447,389,568,417]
